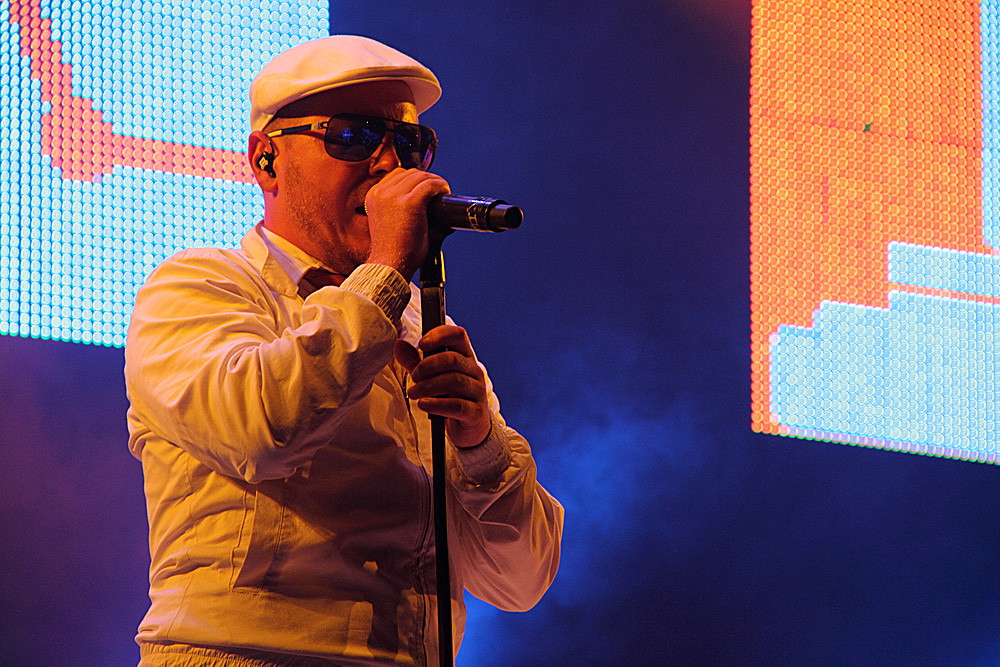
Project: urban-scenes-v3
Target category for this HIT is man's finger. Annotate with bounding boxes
[409,351,482,383]
[406,372,485,402]
[415,397,485,422]
[418,325,474,357]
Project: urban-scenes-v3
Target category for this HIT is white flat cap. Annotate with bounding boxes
[249,35,441,132]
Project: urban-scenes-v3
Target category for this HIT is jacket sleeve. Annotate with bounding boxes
[125,249,400,483]
[448,367,565,613]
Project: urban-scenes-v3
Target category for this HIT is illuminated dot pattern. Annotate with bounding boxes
[751,0,998,463]
[889,241,1000,296]
[0,0,326,346]
[772,293,999,463]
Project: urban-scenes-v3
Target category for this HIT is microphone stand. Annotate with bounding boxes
[417,201,518,665]
[419,232,454,667]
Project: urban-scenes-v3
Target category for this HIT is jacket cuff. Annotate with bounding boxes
[341,263,410,325]
[455,413,513,485]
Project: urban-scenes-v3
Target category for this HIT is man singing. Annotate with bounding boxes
[125,35,563,666]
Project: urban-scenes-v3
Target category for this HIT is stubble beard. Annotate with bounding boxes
[286,185,369,276]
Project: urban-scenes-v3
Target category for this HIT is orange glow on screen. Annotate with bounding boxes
[751,0,995,455]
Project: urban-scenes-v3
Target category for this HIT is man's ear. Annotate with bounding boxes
[248,131,278,190]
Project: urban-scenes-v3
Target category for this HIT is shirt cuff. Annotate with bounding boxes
[341,263,410,324]
[455,413,514,485]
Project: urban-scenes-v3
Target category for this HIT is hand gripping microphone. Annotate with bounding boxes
[427,195,522,233]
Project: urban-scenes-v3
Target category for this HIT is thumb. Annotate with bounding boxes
[394,339,421,373]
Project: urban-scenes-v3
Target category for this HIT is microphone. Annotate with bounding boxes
[427,195,522,233]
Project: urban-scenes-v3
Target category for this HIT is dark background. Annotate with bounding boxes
[1,0,998,665]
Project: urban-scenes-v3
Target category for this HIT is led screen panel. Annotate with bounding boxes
[0,0,327,346]
[751,0,998,463]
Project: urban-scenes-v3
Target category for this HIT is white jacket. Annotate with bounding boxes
[125,223,563,665]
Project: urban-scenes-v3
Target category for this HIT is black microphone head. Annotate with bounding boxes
[427,195,523,232]
[490,203,522,231]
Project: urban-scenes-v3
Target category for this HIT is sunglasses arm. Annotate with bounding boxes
[264,122,327,138]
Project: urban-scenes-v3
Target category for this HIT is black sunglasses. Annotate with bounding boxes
[265,113,437,171]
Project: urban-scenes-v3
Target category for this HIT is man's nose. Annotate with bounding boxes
[369,133,402,173]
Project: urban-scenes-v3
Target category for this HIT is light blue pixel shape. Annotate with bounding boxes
[984,0,1000,246]
[889,242,1000,296]
[771,290,999,463]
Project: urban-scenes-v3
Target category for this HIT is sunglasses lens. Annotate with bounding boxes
[324,115,435,169]
[393,128,426,169]
[397,124,436,170]
[324,116,385,162]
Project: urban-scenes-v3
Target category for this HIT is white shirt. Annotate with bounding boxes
[125,222,563,665]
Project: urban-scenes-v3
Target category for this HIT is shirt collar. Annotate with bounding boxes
[258,224,332,285]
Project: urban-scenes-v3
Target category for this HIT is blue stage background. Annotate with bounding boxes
[1,0,998,665]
